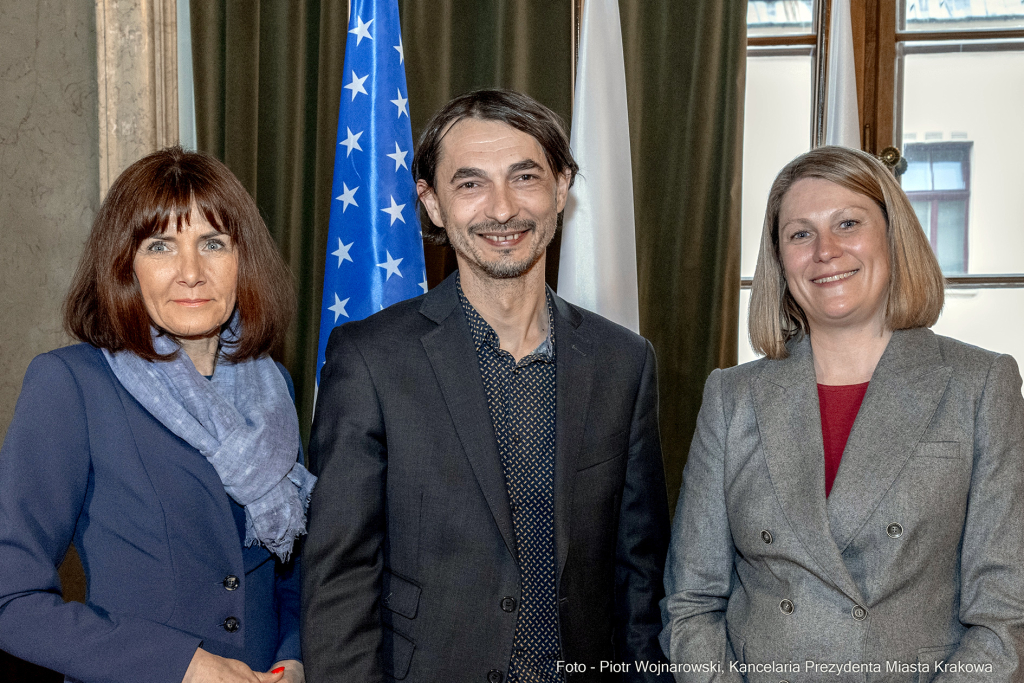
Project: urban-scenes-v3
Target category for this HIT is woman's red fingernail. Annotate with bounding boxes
[272,667,285,674]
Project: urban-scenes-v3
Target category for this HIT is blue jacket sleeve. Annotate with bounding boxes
[0,353,201,683]
[272,361,303,664]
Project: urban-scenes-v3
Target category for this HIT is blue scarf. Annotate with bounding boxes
[102,326,315,560]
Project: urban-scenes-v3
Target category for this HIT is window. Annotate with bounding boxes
[739,0,1024,368]
[903,142,971,274]
[740,0,821,363]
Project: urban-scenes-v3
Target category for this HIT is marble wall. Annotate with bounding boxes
[0,0,178,437]
[0,0,101,437]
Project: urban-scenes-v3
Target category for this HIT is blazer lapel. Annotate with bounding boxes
[752,337,864,604]
[419,275,518,560]
[110,366,244,569]
[827,328,952,551]
[551,294,594,579]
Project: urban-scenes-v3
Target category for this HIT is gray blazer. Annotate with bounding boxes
[661,328,1024,682]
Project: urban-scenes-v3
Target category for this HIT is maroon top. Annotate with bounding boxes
[817,382,870,497]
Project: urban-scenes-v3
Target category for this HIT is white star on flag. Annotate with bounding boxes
[340,128,363,156]
[376,250,403,280]
[316,0,427,388]
[419,274,428,293]
[328,293,350,322]
[386,142,408,171]
[390,89,408,118]
[336,182,359,210]
[331,238,354,267]
[344,71,369,101]
[381,195,406,225]
[349,16,373,45]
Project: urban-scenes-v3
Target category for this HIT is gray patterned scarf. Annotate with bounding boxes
[102,325,315,560]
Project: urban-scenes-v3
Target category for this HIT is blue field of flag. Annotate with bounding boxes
[316,0,426,383]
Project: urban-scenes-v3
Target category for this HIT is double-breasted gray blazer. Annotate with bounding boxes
[661,328,1024,682]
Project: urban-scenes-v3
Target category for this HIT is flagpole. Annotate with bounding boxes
[812,0,833,148]
[570,0,584,114]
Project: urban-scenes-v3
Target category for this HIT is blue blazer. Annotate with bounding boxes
[0,344,301,683]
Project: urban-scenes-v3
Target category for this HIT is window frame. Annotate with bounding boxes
[860,0,1024,287]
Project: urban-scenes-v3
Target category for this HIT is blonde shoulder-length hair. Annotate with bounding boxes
[748,146,945,359]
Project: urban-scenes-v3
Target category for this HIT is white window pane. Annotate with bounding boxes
[737,287,762,364]
[933,289,1024,369]
[931,161,964,190]
[742,53,812,278]
[902,160,931,191]
[902,0,1024,31]
[748,0,815,37]
[901,47,1024,274]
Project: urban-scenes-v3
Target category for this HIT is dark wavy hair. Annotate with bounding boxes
[412,89,579,245]
[64,146,294,363]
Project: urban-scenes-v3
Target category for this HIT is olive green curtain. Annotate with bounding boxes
[620,0,745,505]
[190,0,745,503]
[191,0,347,442]
[402,0,574,287]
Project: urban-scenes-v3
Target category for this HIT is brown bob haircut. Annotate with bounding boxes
[64,146,293,363]
[749,146,945,360]
[412,88,579,245]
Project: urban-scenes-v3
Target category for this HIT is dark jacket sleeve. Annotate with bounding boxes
[302,325,387,682]
[273,361,303,664]
[0,352,200,683]
[274,555,302,663]
[614,340,672,680]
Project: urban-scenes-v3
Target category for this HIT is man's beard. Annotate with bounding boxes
[463,217,549,279]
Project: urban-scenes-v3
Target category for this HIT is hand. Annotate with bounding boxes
[182,648,286,683]
[270,660,304,683]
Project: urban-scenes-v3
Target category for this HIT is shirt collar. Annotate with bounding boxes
[457,274,555,361]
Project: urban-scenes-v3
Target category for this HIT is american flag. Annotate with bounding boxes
[316,0,426,384]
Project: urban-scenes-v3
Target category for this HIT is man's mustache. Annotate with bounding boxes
[467,218,537,236]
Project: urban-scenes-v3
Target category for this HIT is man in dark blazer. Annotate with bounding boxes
[302,89,670,682]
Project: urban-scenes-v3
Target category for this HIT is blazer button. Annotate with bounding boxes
[852,605,867,621]
[779,599,794,615]
[222,616,240,633]
[761,530,773,544]
[487,669,503,683]
[500,596,517,612]
[222,575,240,591]
[886,523,904,538]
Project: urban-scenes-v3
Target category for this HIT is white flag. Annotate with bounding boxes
[558,0,640,333]
[826,0,861,147]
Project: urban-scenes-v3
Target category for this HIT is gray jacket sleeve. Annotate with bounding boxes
[935,353,1024,681]
[659,369,744,682]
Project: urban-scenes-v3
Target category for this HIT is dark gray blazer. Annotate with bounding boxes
[303,273,670,682]
[661,328,1024,682]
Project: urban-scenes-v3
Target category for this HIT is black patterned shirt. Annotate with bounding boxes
[458,280,562,683]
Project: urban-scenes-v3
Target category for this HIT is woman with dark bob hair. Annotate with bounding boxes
[661,146,1024,681]
[0,147,312,683]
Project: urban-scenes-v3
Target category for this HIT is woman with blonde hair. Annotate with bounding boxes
[661,146,1024,681]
